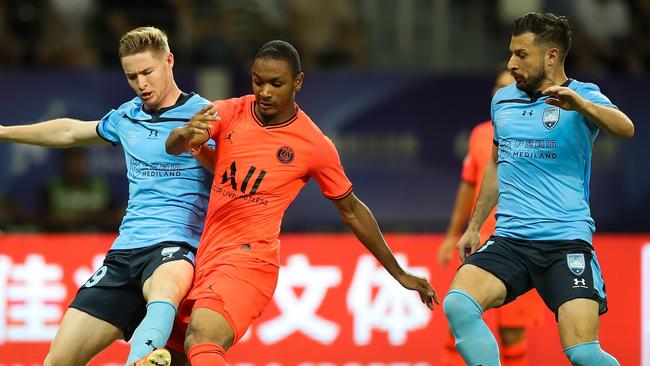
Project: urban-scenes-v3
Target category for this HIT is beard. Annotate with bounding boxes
[516,65,545,95]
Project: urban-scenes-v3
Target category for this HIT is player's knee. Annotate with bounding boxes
[443,289,483,327]
[564,341,620,366]
[184,322,234,353]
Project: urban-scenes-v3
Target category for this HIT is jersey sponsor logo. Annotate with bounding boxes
[129,157,182,178]
[567,253,586,275]
[213,161,270,206]
[222,161,266,194]
[277,146,295,164]
[147,129,159,139]
[542,106,560,130]
[499,138,559,160]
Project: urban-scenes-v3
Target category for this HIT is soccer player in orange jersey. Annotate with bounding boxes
[438,67,544,366]
[165,40,439,365]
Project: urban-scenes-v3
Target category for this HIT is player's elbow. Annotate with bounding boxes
[612,122,634,138]
[165,135,185,155]
[612,113,635,138]
[165,142,182,155]
[622,122,635,138]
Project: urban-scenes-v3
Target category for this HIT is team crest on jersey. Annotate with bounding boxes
[276,146,295,164]
[542,106,560,130]
[567,253,585,275]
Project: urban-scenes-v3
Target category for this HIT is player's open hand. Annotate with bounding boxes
[396,272,439,310]
[187,104,220,134]
[542,86,585,112]
[180,104,220,148]
[457,230,481,262]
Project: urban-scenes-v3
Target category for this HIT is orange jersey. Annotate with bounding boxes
[200,95,353,266]
[461,121,497,240]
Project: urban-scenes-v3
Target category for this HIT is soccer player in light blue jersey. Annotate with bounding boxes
[0,27,216,366]
[443,13,634,366]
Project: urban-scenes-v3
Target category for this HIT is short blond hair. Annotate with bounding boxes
[119,26,170,58]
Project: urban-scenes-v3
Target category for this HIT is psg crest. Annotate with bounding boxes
[542,106,560,130]
[567,253,586,275]
[276,146,295,164]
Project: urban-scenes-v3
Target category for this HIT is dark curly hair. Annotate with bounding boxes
[512,12,572,61]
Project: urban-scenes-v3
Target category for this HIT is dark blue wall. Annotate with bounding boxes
[1,71,648,231]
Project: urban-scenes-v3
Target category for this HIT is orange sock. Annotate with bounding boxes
[187,343,226,366]
[441,331,465,366]
[502,340,528,366]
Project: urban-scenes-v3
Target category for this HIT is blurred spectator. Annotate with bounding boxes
[0,0,648,74]
[287,0,366,70]
[39,148,122,232]
[627,0,650,75]
[190,0,274,71]
[0,0,98,67]
[0,192,36,233]
[497,0,544,26]
[93,0,179,66]
[47,0,99,67]
[0,0,54,66]
[571,0,638,75]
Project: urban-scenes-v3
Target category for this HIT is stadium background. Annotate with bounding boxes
[0,1,648,365]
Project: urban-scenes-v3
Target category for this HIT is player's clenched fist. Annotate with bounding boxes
[456,229,481,262]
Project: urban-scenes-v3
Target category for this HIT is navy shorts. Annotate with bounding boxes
[69,241,196,340]
[463,236,608,318]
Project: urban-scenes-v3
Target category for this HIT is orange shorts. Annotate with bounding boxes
[496,290,545,328]
[167,245,279,352]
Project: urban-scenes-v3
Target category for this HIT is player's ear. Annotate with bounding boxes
[294,72,304,92]
[165,52,175,68]
[546,47,559,67]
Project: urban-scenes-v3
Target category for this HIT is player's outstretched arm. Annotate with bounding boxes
[0,119,105,147]
[332,192,439,309]
[457,145,498,261]
[166,105,218,155]
[542,85,634,138]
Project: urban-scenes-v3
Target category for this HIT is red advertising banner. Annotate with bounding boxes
[0,233,647,366]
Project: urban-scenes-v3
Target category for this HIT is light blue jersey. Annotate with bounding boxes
[491,79,616,243]
[97,93,212,250]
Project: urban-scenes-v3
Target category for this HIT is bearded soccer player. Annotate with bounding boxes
[443,13,634,366]
[438,67,543,366]
[0,27,215,366]
[165,40,439,365]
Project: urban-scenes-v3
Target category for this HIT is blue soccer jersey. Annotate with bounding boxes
[96,93,212,250]
[490,79,616,243]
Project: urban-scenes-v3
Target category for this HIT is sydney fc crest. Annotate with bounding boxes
[542,106,560,130]
[567,253,586,275]
[276,146,295,164]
